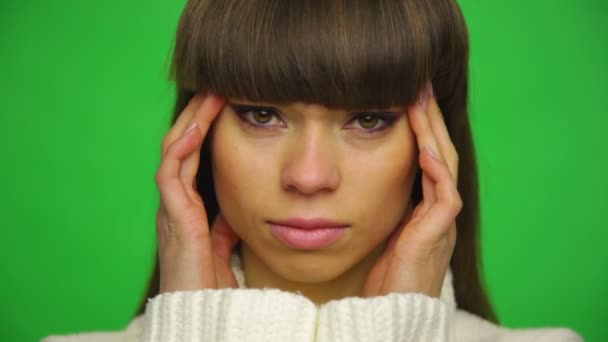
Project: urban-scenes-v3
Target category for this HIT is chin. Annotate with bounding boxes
[264,249,362,284]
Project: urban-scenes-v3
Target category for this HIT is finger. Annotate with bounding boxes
[386,202,414,251]
[420,172,435,215]
[179,94,226,194]
[161,93,205,158]
[409,145,462,242]
[425,85,459,183]
[408,99,445,212]
[210,214,240,264]
[156,120,210,221]
[155,94,225,217]
[363,202,414,296]
[410,89,444,164]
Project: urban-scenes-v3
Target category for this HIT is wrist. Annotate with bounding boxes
[159,245,217,293]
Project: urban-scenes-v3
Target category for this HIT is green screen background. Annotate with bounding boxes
[1,0,606,341]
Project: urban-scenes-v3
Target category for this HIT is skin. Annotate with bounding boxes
[154,85,461,305]
[210,101,417,304]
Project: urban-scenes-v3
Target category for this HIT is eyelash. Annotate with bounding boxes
[232,106,285,129]
[231,105,398,136]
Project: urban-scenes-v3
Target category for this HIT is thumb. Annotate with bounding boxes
[210,213,240,264]
[385,201,415,251]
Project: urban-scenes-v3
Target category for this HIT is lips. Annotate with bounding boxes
[267,217,349,250]
[269,218,349,230]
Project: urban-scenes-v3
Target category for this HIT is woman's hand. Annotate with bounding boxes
[362,86,461,299]
[155,93,240,293]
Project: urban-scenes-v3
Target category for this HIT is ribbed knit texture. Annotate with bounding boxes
[138,254,454,341]
[41,252,584,342]
[317,293,448,341]
[141,288,317,342]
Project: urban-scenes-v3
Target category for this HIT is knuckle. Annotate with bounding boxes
[161,136,171,154]
[451,192,463,213]
[161,134,182,157]
[444,187,463,213]
[155,167,174,191]
[164,139,177,157]
[154,168,166,186]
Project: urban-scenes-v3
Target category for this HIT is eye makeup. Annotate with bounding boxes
[347,112,399,136]
[228,102,401,137]
[229,103,286,130]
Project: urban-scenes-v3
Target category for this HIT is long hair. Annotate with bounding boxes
[135,0,499,324]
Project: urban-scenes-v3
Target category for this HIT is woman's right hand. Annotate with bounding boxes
[155,93,240,293]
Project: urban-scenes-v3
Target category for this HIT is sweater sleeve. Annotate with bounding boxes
[41,290,584,342]
[315,295,584,342]
[452,309,584,342]
[315,292,451,341]
[314,267,457,342]
[140,288,318,342]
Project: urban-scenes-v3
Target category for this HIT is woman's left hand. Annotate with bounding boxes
[362,86,461,299]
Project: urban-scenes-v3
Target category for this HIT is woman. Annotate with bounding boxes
[44,0,583,341]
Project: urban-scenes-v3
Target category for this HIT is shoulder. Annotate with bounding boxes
[41,316,143,342]
[453,309,583,342]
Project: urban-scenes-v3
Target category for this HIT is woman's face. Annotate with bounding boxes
[211,100,418,283]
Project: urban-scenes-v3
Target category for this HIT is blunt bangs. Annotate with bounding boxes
[171,0,465,110]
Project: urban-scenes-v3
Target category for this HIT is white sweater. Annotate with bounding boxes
[43,255,583,342]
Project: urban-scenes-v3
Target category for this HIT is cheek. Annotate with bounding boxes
[345,131,417,240]
[210,116,275,234]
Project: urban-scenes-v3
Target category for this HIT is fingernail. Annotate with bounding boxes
[184,122,199,136]
[421,98,428,112]
[424,144,441,161]
[419,89,431,112]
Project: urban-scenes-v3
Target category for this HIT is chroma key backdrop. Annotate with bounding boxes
[1,0,606,341]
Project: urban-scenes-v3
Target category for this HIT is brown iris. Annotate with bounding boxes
[358,115,379,129]
[252,110,273,124]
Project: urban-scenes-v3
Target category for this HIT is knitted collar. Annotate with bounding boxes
[126,254,457,334]
[229,252,457,310]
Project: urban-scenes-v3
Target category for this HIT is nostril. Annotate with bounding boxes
[280,135,341,194]
[280,163,340,195]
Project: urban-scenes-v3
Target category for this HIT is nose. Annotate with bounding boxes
[280,131,340,195]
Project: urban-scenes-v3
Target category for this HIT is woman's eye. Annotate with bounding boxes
[231,105,284,128]
[348,113,397,133]
[251,110,274,124]
[356,115,381,129]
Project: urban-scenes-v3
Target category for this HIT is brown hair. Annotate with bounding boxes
[135,0,499,324]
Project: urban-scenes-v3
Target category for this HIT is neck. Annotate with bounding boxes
[240,242,385,306]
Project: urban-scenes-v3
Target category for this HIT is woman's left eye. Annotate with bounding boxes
[347,113,397,133]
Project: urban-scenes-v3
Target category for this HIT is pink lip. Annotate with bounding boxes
[268,218,349,250]
[270,217,349,230]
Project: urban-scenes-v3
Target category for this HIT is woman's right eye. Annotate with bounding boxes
[231,105,285,128]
